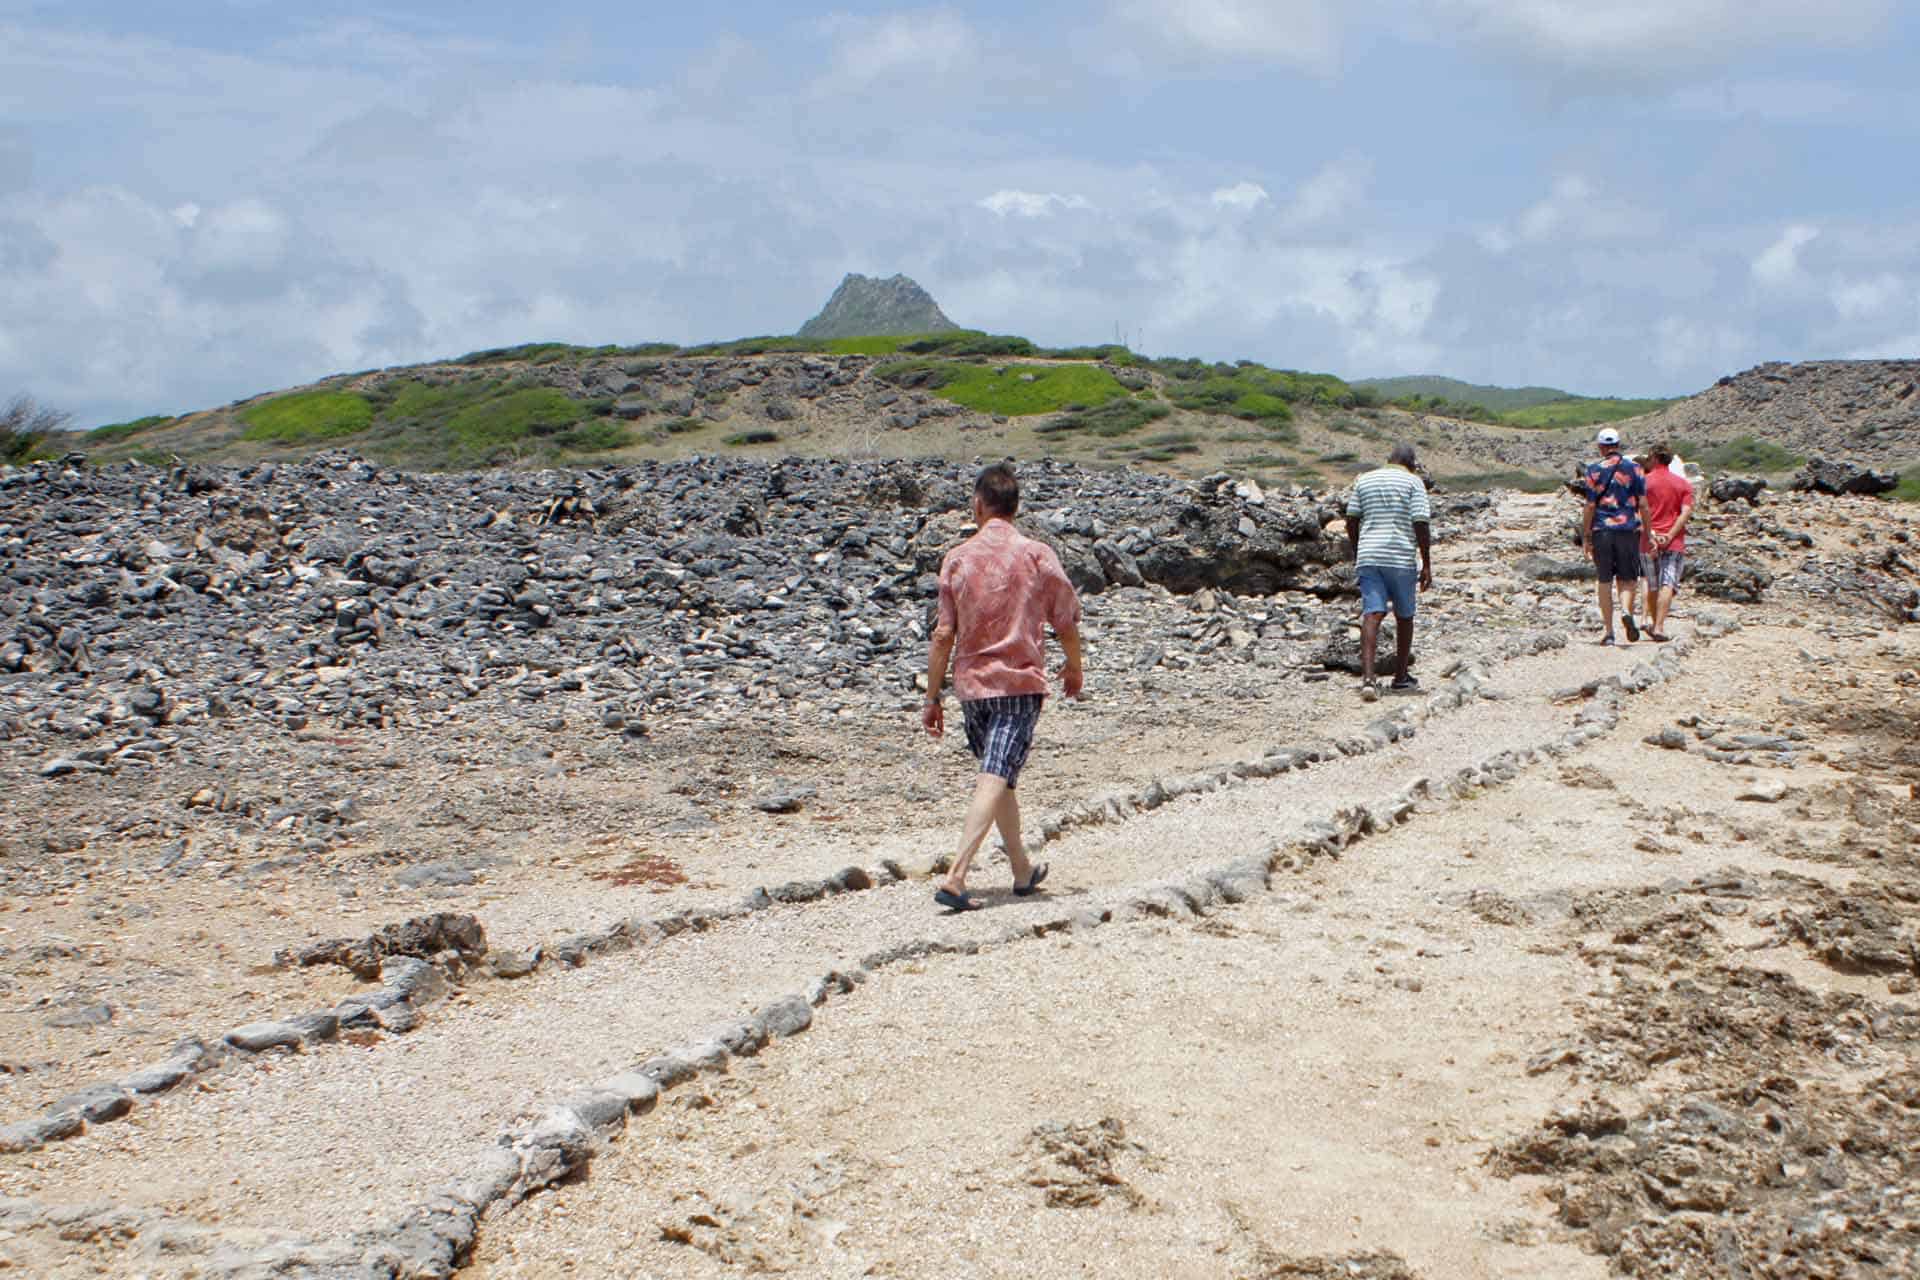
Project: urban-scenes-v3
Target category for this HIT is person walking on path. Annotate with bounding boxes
[1580,427,1652,646]
[1344,443,1433,701]
[922,463,1085,912]
[1638,440,1695,642]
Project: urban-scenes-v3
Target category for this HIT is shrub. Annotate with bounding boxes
[659,416,706,435]
[875,360,1127,416]
[88,414,172,442]
[3,394,72,462]
[1888,466,1920,503]
[1502,397,1672,429]
[723,429,780,446]
[452,342,677,366]
[1678,435,1800,472]
[556,419,631,452]
[240,391,373,443]
[1035,398,1171,438]
[446,387,584,450]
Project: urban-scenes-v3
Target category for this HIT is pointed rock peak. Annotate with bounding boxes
[797,273,960,339]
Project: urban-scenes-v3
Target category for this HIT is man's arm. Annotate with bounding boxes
[922,628,954,737]
[1414,521,1432,591]
[1344,515,1362,560]
[1055,622,1085,698]
[1580,500,1598,557]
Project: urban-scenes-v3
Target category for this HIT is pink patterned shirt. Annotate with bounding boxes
[935,519,1081,701]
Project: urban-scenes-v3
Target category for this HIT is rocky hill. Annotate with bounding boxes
[797,274,958,339]
[1631,359,1920,467]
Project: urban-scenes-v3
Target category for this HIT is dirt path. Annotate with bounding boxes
[3,492,1916,1279]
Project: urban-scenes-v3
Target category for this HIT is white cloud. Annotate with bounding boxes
[1831,274,1904,319]
[1438,0,1893,78]
[1210,181,1269,211]
[978,190,1093,218]
[818,8,977,88]
[1846,332,1920,359]
[1116,0,1340,73]
[1752,224,1819,287]
[1279,156,1370,228]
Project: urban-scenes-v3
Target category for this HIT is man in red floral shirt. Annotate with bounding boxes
[921,463,1084,912]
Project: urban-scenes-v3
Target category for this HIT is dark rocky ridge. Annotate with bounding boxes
[1634,359,1920,466]
[0,453,1360,762]
[797,273,959,339]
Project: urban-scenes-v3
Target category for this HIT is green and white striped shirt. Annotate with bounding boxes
[1345,466,1431,570]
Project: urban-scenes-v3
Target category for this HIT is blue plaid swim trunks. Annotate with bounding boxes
[961,694,1043,788]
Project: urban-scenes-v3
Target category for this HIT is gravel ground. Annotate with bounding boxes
[2,489,1915,1278]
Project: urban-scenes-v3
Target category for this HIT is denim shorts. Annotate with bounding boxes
[961,694,1043,788]
[1357,565,1417,619]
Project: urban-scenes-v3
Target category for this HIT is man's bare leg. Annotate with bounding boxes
[1652,585,1675,635]
[1595,578,1615,638]
[1393,614,1414,683]
[993,787,1033,887]
[1360,611,1383,683]
[1619,578,1641,630]
[940,773,1011,896]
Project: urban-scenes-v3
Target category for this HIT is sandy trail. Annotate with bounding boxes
[5,490,1914,1279]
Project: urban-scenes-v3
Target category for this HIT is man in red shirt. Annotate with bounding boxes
[922,463,1085,911]
[1639,440,1695,642]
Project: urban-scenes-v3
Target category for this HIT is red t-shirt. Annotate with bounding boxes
[1641,462,1695,553]
[935,520,1081,701]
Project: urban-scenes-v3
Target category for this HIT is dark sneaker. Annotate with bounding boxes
[1601,633,1616,647]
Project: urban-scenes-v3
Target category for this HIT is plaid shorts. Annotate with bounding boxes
[961,694,1043,788]
[1646,551,1685,591]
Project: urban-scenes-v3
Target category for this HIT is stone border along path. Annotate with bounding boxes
[0,614,1736,1279]
[0,627,1574,1157]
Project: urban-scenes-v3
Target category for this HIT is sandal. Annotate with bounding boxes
[933,888,978,912]
[1014,863,1049,897]
[1621,615,1640,642]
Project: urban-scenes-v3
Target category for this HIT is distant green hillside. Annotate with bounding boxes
[1353,375,1675,429]
[1353,376,1576,413]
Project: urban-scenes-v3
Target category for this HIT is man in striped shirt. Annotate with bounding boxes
[1344,444,1433,699]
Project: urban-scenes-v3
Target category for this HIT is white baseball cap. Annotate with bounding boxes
[1595,428,1621,445]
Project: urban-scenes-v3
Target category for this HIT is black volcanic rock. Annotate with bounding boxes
[798,273,959,339]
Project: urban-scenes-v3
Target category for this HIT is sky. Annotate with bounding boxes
[2,0,1918,426]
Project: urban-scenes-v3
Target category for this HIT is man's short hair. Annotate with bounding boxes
[1649,440,1674,465]
[1388,443,1417,467]
[974,463,1019,517]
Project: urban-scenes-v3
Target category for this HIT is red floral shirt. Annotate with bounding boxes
[935,520,1081,701]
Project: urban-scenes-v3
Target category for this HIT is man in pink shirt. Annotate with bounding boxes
[922,463,1085,912]
[1639,440,1695,642]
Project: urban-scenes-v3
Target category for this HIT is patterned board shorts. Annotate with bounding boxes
[1645,550,1685,591]
[961,694,1044,788]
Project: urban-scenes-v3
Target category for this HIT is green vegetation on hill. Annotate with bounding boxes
[360,376,630,464]
[1504,398,1673,429]
[453,342,677,366]
[1677,435,1802,473]
[1353,374,1675,429]
[240,391,373,443]
[1893,467,1920,502]
[89,414,174,442]
[1035,397,1171,438]
[1353,376,1577,413]
[874,359,1127,416]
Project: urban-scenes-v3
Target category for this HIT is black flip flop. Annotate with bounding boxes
[1622,614,1640,642]
[1013,863,1050,897]
[933,888,978,912]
